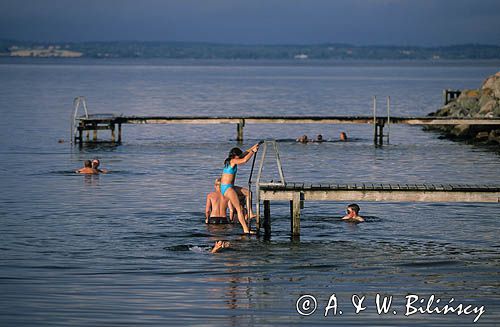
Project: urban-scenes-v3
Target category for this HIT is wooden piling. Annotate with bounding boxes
[77,127,83,144]
[373,96,377,144]
[118,123,122,143]
[291,192,301,236]
[263,200,271,235]
[237,119,245,142]
[378,123,384,146]
[111,123,116,142]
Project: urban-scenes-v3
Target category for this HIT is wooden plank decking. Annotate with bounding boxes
[79,115,500,125]
[256,183,500,236]
[74,115,500,144]
[258,182,500,202]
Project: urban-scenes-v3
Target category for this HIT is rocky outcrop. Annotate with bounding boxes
[427,72,500,144]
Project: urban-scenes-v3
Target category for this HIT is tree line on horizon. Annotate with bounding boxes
[1,40,500,60]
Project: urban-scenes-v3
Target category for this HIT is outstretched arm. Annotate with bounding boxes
[230,143,260,165]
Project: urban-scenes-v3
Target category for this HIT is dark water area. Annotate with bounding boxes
[0,59,499,326]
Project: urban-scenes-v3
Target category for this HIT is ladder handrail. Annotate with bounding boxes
[71,96,89,144]
[256,140,286,187]
[255,140,285,232]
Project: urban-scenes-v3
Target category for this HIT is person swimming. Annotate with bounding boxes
[91,159,107,173]
[210,240,231,254]
[296,134,309,143]
[342,203,365,222]
[220,143,260,234]
[76,160,99,174]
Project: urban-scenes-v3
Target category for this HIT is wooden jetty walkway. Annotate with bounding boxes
[71,97,500,145]
[257,182,500,236]
[253,141,500,237]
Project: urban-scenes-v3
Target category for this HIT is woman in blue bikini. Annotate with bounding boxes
[220,143,260,234]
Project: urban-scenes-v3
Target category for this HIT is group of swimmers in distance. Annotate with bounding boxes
[75,159,107,174]
[296,132,347,143]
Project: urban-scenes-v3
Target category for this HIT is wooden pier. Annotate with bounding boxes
[73,114,500,145]
[71,96,500,145]
[257,182,500,236]
[252,141,500,237]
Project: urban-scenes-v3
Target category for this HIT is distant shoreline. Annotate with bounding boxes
[2,57,500,68]
[1,40,500,60]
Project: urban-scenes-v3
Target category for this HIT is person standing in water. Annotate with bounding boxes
[205,178,235,224]
[220,143,260,234]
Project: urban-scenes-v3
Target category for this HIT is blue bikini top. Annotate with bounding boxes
[223,163,237,175]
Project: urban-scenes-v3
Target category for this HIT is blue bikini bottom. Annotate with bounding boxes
[220,183,233,196]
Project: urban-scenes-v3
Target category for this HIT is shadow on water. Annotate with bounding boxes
[73,142,121,153]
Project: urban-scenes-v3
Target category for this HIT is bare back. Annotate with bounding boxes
[207,191,230,217]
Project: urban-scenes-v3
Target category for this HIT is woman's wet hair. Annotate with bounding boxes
[224,147,243,166]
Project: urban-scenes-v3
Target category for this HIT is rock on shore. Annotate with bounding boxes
[427,72,500,144]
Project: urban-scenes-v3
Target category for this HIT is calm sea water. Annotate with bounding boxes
[0,59,499,326]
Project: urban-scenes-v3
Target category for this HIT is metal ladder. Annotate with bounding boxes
[372,96,391,145]
[252,140,286,231]
[71,96,89,144]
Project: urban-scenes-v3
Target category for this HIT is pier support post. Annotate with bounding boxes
[263,200,271,235]
[93,124,97,141]
[111,123,116,142]
[236,119,245,143]
[378,123,384,146]
[118,123,122,143]
[291,192,301,236]
[374,120,385,146]
[77,127,83,144]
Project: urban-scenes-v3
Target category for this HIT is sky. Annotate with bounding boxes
[1,0,500,46]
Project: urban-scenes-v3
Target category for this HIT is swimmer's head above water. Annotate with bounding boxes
[342,203,364,222]
[91,159,100,169]
[296,135,308,143]
[346,203,360,215]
